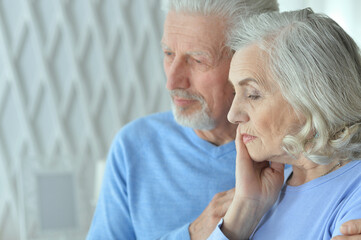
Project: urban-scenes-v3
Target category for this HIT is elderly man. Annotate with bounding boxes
[87,1,361,239]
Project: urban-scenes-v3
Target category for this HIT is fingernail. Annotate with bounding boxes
[340,224,350,233]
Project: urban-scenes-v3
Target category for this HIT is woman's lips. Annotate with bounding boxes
[242,134,257,144]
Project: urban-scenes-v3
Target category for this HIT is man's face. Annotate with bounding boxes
[161,11,234,130]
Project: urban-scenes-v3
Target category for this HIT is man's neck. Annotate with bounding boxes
[194,123,237,146]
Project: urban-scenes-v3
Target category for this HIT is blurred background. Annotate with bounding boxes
[0,0,360,239]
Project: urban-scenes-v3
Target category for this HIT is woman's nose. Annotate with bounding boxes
[227,98,249,124]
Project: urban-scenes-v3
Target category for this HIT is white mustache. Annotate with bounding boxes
[169,89,204,103]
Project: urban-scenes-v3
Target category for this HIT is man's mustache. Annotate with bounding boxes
[169,89,204,102]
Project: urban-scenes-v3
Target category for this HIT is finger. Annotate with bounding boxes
[235,124,254,177]
[220,188,235,204]
[230,187,235,194]
[212,189,236,217]
[221,190,236,215]
[267,162,285,181]
[214,188,235,202]
[269,162,284,174]
[225,188,235,197]
[341,219,361,235]
[332,235,361,240]
[267,162,285,182]
[235,124,242,152]
[267,162,285,191]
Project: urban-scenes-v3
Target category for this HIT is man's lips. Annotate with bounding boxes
[242,134,257,144]
[173,97,197,107]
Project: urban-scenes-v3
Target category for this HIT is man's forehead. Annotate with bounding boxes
[163,12,226,43]
[165,11,221,27]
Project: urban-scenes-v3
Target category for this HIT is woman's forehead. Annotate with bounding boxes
[229,45,271,89]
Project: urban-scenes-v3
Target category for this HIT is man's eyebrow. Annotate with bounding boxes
[160,43,211,56]
[161,43,170,50]
[186,51,211,57]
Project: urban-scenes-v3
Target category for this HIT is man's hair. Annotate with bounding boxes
[162,0,279,43]
[229,8,361,164]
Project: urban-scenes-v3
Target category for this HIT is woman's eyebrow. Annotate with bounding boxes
[237,77,258,86]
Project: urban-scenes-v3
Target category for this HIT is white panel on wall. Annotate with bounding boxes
[0,0,169,239]
[278,0,361,47]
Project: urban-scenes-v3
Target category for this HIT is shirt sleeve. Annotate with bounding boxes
[86,131,193,240]
[157,223,192,240]
[86,133,136,239]
[207,219,230,240]
[331,186,361,238]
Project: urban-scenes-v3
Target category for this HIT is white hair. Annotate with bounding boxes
[229,8,361,164]
[170,90,216,130]
[162,0,279,46]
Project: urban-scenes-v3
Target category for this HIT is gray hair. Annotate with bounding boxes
[162,0,279,47]
[229,8,361,164]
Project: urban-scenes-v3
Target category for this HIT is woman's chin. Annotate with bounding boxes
[248,153,268,163]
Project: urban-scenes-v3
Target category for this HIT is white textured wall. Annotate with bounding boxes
[0,0,360,239]
[0,0,168,239]
[278,0,361,47]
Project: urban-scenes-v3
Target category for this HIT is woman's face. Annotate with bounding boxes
[227,45,304,163]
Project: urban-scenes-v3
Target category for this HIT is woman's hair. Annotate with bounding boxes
[229,8,361,164]
[161,0,279,45]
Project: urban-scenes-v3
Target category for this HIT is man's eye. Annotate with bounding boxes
[189,57,211,71]
[248,95,260,100]
[191,58,203,64]
[164,51,173,56]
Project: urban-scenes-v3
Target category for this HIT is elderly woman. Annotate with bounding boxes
[208,8,361,240]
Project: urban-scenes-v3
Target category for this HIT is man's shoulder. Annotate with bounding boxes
[115,111,181,139]
[124,111,175,129]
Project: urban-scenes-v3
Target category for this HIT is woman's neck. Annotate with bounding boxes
[287,157,346,186]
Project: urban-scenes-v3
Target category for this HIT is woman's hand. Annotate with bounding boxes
[221,125,285,239]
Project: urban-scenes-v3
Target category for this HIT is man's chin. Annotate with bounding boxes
[172,108,216,130]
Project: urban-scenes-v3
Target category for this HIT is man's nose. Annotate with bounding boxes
[166,57,190,90]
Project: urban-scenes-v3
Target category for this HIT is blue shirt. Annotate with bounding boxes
[209,160,361,240]
[87,111,237,239]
